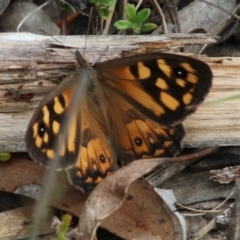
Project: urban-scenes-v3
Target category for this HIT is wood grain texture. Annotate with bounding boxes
[1,32,238,153]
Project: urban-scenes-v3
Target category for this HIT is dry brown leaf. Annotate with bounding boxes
[0,148,215,239]
[179,0,237,34]
[77,147,215,240]
[0,154,87,216]
[133,232,162,240]
[101,180,185,240]
[0,205,54,239]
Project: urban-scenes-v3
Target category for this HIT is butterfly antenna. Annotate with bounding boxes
[83,7,93,58]
[38,29,75,56]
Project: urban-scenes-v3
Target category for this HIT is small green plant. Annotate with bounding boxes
[59,1,77,12]
[90,0,115,20]
[114,4,157,34]
[56,214,72,240]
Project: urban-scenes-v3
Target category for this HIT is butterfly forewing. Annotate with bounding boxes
[96,53,212,126]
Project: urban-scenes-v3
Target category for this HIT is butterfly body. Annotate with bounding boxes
[25,50,212,193]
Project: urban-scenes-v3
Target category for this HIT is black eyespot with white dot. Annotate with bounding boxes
[99,153,106,163]
[174,66,187,79]
[134,137,143,146]
[38,122,46,138]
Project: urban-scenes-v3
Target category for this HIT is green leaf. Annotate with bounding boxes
[59,2,73,11]
[114,20,132,30]
[125,3,136,22]
[136,8,150,24]
[98,8,111,19]
[103,0,114,6]
[131,22,141,34]
[133,28,140,34]
[93,0,113,7]
[0,152,11,162]
[140,23,157,33]
[91,0,115,20]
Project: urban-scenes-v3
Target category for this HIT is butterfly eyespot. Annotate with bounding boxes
[99,154,106,163]
[134,137,143,146]
[126,195,133,201]
[38,122,46,137]
[174,66,187,78]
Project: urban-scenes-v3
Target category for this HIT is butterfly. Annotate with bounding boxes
[25,50,212,194]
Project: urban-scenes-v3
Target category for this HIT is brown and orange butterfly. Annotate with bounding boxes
[25,51,212,194]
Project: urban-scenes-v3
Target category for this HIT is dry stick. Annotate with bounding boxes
[177,187,235,216]
[190,217,217,240]
[28,39,86,240]
[211,188,235,210]
[29,64,84,239]
[122,0,127,19]
[60,10,67,35]
[83,7,93,58]
[17,0,53,32]
[176,203,221,214]
[120,0,127,35]
[191,203,234,240]
[100,18,103,34]
[166,0,181,33]
[152,0,168,34]
[136,0,143,10]
[189,200,233,240]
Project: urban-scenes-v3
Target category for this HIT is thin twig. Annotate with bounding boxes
[83,7,93,57]
[177,187,235,216]
[103,0,117,35]
[176,202,221,214]
[152,0,168,34]
[136,0,143,10]
[17,0,52,32]
[28,61,83,239]
[166,0,181,33]
[189,217,217,240]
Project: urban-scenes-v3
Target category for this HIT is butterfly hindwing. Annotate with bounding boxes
[67,104,116,193]
[67,131,115,194]
[104,93,185,165]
